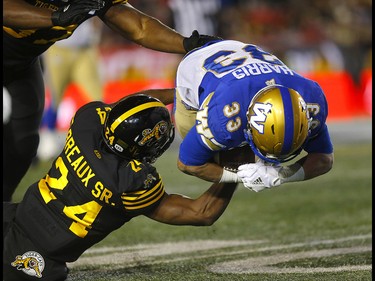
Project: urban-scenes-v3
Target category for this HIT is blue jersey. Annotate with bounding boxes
[176,40,333,166]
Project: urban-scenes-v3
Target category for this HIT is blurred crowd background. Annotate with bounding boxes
[101,0,372,83]
[37,0,372,160]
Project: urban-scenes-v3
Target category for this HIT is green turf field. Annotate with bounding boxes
[13,140,372,281]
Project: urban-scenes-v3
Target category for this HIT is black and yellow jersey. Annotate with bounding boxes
[3,0,126,59]
[14,101,165,262]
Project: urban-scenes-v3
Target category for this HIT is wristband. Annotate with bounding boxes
[279,163,305,184]
[219,168,241,183]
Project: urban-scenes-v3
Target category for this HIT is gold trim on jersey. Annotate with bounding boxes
[200,136,224,151]
[196,92,225,151]
[121,179,165,211]
[110,101,166,133]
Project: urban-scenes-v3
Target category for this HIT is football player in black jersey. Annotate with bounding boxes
[3,0,222,201]
[3,94,238,281]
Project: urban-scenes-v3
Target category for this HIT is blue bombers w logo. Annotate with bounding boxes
[250,103,273,134]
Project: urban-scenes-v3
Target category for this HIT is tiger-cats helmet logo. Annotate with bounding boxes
[11,251,45,278]
[137,121,168,146]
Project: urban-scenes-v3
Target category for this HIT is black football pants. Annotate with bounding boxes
[3,58,45,201]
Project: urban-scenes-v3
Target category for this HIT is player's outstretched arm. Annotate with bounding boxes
[177,160,240,183]
[146,182,238,226]
[101,4,222,54]
[3,0,54,28]
[296,152,334,180]
[102,3,186,54]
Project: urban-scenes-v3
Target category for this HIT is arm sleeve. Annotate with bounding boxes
[120,166,165,215]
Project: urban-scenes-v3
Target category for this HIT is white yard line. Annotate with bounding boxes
[69,240,265,267]
[68,234,372,274]
[209,245,372,274]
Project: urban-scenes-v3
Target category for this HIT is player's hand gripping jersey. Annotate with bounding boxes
[13,101,165,262]
[176,40,333,166]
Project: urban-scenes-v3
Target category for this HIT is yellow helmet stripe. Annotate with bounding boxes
[110,101,165,132]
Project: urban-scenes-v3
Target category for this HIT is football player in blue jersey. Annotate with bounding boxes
[134,39,334,192]
[3,94,238,281]
[3,0,221,202]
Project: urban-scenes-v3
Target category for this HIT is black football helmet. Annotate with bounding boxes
[103,94,175,163]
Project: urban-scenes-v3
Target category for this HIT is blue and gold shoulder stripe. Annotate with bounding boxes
[121,175,165,213]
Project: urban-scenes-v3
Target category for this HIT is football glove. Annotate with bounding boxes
[237,160,282,192]
[183,30,223,52]
[52,0,108,26]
